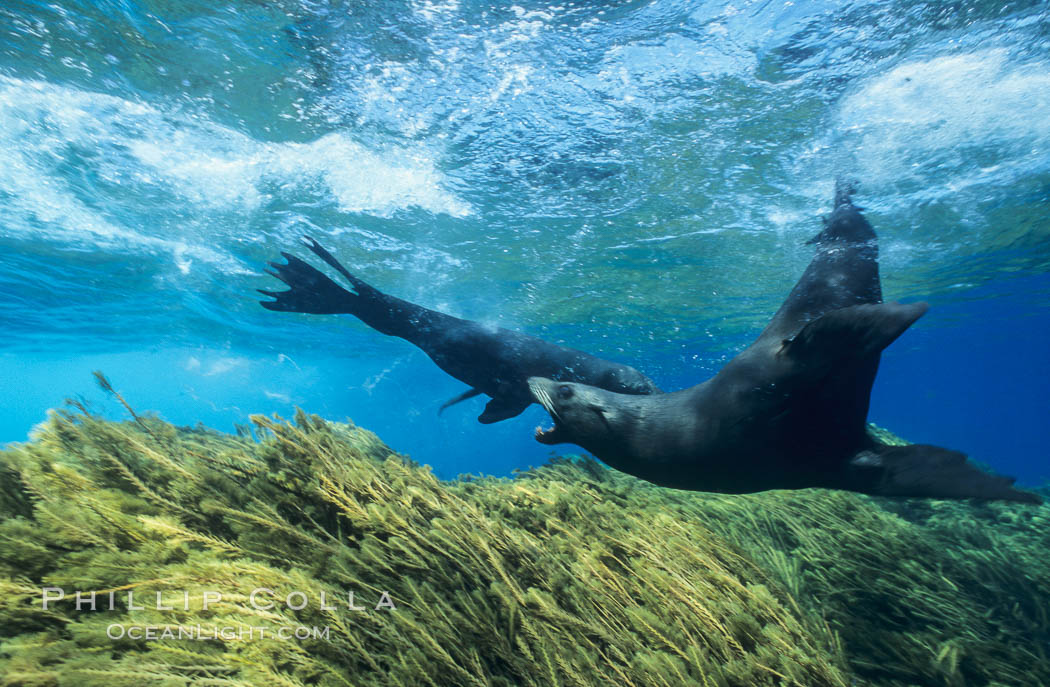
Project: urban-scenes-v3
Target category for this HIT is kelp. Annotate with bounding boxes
[0,380,1045,687]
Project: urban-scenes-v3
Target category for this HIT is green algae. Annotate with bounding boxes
[0,384,1046,686]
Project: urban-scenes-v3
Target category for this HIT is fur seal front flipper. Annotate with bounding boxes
[527,182,1040,504]
[779,301,929,374]
[479,393,531,424]
[260,237,662,423]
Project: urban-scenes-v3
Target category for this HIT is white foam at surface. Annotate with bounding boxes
[838,49,1050,185]
[0,75,471,273]
[269,134,472,218]
[129,128,472,218]
[0,80,207,259]
[127,133,265,211]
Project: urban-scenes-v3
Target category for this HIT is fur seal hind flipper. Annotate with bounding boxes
[780,301,929,371]
[261,241,438,340]
[806,178,870,245]
[260,253,357,314]
[847,444,1042,504]
[439,388,483,414]
[300,235,374,296]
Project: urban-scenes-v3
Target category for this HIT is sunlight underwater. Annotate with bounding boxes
[2,0,1050,685]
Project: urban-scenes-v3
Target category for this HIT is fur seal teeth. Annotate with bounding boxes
[533,425,556,440]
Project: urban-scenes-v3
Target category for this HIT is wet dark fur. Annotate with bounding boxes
[529,183,1040,504]
[260,237,661,423]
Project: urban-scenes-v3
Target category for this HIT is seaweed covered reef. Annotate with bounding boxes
[0,387,1047,686]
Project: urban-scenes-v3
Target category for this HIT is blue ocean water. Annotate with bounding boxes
[1,0,1048,485]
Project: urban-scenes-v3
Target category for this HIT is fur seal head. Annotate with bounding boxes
[528,377,635,451]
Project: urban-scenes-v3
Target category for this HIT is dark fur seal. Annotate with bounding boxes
[259,237,661,423]
[528,184,1040,503]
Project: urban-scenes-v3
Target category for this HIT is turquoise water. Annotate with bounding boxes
[1,0,1048,483]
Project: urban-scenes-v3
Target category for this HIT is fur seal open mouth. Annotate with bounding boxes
[534,425,560,444]
[527,377,564,445]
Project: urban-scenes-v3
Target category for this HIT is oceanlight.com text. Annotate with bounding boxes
[106,624,332,642]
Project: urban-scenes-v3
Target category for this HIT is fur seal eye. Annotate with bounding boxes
[557,385,574,400]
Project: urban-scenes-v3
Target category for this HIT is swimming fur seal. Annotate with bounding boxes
[259,237,662,423]
[528,183,1040,503]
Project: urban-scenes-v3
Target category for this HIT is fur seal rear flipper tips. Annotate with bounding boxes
[260,237,662,423]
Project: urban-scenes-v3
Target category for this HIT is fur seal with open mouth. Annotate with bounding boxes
[259,237,662,423]
[528,183,1040,503]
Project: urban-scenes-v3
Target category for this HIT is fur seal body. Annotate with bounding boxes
[528,184,1040,503]
[260,237,661,423]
